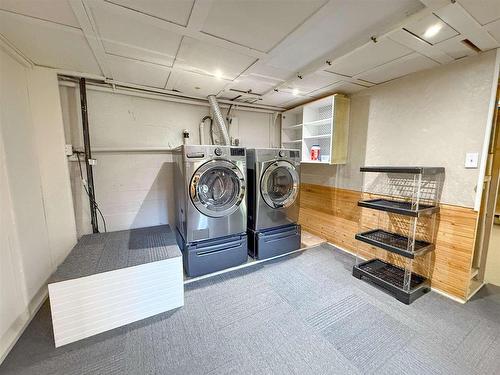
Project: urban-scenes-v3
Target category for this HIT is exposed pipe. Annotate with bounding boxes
[199,121,205,145]
[59,79,284,114]
[199,115,211,145]
[207,95,230,145]
[79,78,99,233]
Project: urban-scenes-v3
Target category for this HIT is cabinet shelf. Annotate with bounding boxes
[282,139,302,144]
[353,259,430,305]
[283,124,303,130]
[281,94,349,165]
[301,160,330,164]
[302,118,332,127]
[303,134,331,140]
[355,229,434,259]
[358,198,439,217]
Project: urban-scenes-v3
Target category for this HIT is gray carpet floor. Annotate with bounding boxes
[2,243,500,374]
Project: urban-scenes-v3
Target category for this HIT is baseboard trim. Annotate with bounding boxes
[467,281,486,302]
[325,242,467,304]
[432,287,466,304]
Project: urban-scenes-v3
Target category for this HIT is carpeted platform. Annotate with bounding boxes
[2,243,500,374]
[50,225,180,283]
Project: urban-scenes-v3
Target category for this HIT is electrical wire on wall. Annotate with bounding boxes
[75,151,107,232]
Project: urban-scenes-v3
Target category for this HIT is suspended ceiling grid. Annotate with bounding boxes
[0,0,499,109]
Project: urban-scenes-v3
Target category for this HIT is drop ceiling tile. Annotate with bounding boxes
[107,54,170,88]
[0,11,101,74]
[201,0,327,52]
[309,81,367,97]
[281,96,313,109]
[266,0,424,73]
[486,19,500,43]
[259,91,300,107]
[0,0,79,27]
[325,37,413,77]
[228,76,280,95]
[404,13,458,45]
[90,2,182,67]
[457,0,500,26]
[99,43,176,68]
[435,3,499,51]
[388,29,454,64]
[105,0,194,26]
[174,37,256,80]
[355,53,439,84]
[435,35,477,59]
[166,70,228,97]
[259,91,310,107]
[284,72,341,94]
[244,63,293,81]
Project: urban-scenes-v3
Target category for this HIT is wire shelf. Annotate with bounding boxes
[358,198,439,217]
[355,229,434,259]
[354,259,427,291]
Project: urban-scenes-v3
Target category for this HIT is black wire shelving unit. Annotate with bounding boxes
[352,166,445,305]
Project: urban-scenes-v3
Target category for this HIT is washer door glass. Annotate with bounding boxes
[190,160,245,217]
[261,161,299,208]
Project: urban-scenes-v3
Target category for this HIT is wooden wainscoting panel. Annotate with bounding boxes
[298,183,478,300]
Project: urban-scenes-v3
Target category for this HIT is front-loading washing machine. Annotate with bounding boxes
[246,148,301,260]
[173,145,248,277]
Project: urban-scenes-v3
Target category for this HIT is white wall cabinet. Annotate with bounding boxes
[281,94,350,164]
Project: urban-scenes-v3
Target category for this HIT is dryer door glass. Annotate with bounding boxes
[198,168,239,208]
[190,160,245,218]
[261,161,299,209]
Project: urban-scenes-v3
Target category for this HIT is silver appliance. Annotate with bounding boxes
[246,148,301,259]
[173,144,248,277]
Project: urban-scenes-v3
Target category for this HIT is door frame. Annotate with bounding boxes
[471,82,500,293]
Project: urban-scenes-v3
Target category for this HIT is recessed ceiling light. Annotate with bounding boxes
[292,88,299,96]
[214,69,223,80]
[423,23,442,39]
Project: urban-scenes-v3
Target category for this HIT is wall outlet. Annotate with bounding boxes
[65,144,73,156]
[465,152,479,169]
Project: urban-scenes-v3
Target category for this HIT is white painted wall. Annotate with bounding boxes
[0,49,76,362]
[301,50,498,208]
[28,69,77,265]
[59,86,280,234]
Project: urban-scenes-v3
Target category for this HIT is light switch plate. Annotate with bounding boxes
[465,152,479,169]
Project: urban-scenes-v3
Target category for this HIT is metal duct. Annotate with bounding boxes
[207,95,230,145]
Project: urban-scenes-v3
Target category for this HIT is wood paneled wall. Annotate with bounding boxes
[298,183,478,300]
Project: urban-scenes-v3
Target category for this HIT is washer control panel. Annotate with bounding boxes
[274,149,300,160]
[230,148,245,156]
